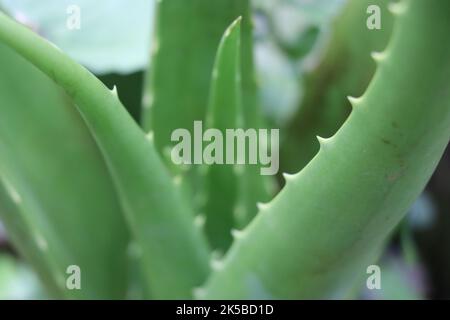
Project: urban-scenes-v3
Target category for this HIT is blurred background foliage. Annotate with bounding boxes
[0,0,448,299]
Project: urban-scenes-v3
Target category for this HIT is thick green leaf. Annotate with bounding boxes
[143,0,253,145]
[281,0,395,174]
[0,42,129,299]
[0,11,210,299]
[201,0,450,299]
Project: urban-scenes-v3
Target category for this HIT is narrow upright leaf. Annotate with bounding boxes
[203,18,243,251]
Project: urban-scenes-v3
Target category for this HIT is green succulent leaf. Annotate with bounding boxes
[0,42,129,299]
[142,0,254,147]
[281,0,395,174]
[235,2,274,229]
[202,18,243,251]
[0,11,210,299]
[142,0,272,226]
[201,0,450,299]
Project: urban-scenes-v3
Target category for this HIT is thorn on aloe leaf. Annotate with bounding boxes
[210,257,225,271]
[231,228,245,240]
[347,95,362,108]
[145,131,154,142]
[110,85,118,97]
[194,214,206,229]
[256,202,270,212]
[316,136,332,150]
[371,51,386,63]
[282,172,296,183]
[388,1,408,16]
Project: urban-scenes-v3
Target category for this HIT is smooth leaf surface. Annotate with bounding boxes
[202,18,242,251]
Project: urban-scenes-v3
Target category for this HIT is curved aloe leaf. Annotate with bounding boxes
[281,0,395,174]
[0,11,210,299]
[201,0,450,299]
[0,43,128,299]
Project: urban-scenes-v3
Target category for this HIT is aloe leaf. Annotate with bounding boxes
[142,0,254,145]
[0,11,210,299]
[0,178,61,297]
[0,42,130,299]
[236,2,274,229]
[201,0,450,299]
[281,0,395,174]
[99,71,144,122]
[202,18,242,251]
[143,0,271,225]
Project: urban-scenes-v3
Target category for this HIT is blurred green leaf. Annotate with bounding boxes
[202,18,242,251]
[0,42,129,299]
[143,0,272,226]
[143,0,256,152]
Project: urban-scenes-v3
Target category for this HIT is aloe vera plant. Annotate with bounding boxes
[0,10,210,299]
[0,0,449,300]
[201,0,450,299]
[143,0,272,232]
